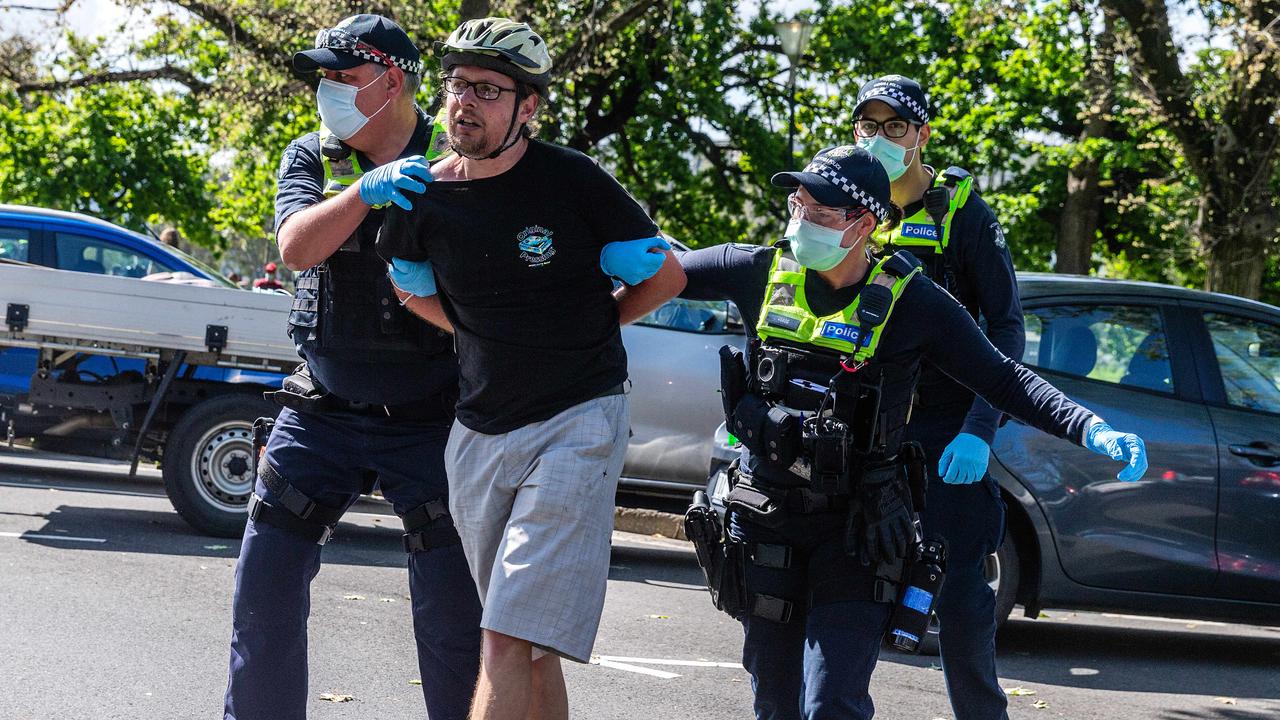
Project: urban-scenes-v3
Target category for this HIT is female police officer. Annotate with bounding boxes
[679,145,1147,720]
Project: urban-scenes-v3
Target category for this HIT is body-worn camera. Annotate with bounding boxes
[754,346,790,397]
[803,415,851,495]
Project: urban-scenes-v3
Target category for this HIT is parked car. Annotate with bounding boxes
[0,204,236,285]
[707,273,1280,642]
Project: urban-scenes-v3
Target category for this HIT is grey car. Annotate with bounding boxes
[707,273,1280,634]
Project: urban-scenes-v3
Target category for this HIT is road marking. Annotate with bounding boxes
[1101,613,1227,627]
[596,655,744,670]
[590,658,682,679]
[0,531,106,543]
[0,479,164,499]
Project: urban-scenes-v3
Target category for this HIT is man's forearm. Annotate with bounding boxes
[615,250,687,325]
[397,290,454,334]
[278,184,370,271]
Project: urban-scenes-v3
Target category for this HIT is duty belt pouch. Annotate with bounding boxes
[266,363,331,414]
[726,477,785,528]
[761,406,801,468]
[807,417,852,495]
[834,374,883,455]
[900,441,928,513]
[251,416,274,476]
[719,345,748,421]
[730,394,771,457]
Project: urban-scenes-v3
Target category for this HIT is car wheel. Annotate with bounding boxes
[914,528,1020,657]
[162,393,276,538]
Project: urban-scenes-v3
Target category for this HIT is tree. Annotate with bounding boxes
[1102,0,1280,299]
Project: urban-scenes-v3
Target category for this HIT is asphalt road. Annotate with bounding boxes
[1,447,1278,720]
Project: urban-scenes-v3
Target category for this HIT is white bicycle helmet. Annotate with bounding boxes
[439,17,552,93]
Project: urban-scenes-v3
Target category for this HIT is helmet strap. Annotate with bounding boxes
[451,89,526,161]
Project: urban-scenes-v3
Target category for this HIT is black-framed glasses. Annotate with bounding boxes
[442,76,517,101]
[854,117,915,139]
[787,193,868,228]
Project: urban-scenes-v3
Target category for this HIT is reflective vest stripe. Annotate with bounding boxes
[879,171,973,252]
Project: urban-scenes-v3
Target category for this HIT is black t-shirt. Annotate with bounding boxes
[678,243,1094,484]
[890,181,1025,444]
[274,112,458,405]
[378,140,659,433]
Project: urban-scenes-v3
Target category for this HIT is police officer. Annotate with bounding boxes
[224,15,480,720]
[854,74,1020,720]
[679,145,1147,720]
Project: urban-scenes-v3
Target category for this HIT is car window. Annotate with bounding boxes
[55,232,179,278]
[0,226,31,262]
[636,298,742,334]
[1204,313,1280,414]
[1023,304,1173,393]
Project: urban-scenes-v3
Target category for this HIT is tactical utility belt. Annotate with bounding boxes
[265,363,454,422]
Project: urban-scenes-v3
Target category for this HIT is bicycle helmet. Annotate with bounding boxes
[438,17,552,94]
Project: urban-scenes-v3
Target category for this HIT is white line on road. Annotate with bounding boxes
[1101,613,1227,627]
[0,479,164,499]
[590,658,682,679]
[596,655,744,670]
[0,531,106,543]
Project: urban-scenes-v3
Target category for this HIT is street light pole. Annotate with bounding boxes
[774,18,814,165]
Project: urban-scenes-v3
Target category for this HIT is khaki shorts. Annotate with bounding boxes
[444,392,629,663]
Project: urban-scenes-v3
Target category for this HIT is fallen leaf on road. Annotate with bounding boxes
[1033,700,1049,709]
[730,678,742,683]
[1037,612,1051,619]
[379,598,396,603]
[204,545,229,550]
[409,679,422,686]
[319,693,353,702]
[1004,687,1037,696]
[1215,697,1237,705]
[929,663,942,671]
[343,594,365,601]
[646,614,670,619]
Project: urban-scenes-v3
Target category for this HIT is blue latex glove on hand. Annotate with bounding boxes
[937,432,990,485]
[600,236,671,285]
[1084,421,1148,482]
[388,258,436,297]
[358,155,433,210]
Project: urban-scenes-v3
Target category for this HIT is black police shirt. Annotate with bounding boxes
[378,139,659,434]
[891,181,1025,448]
[678,242,1095,484]
[274,111,458,405]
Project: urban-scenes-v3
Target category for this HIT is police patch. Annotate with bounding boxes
[820,321,862,344]
[899,222,939,240]
[991,222,1007,249]
[277,144,298,180]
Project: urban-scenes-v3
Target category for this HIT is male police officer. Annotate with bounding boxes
[223,15,480,720]
[855,75,1021,720]
[678,145,1147,719]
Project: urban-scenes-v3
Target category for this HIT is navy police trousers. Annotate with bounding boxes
[224,407,482,720]
[730,508,891,720]
[911,410,1009,720]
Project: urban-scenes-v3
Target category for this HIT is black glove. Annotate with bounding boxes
[855,464,917,565]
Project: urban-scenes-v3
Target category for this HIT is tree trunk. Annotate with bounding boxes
[1056,6,1115,275]
[1201,188,1278,297]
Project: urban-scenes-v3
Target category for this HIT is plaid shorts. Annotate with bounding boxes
[444,392,629,663]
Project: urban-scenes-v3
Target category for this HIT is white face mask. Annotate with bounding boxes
[316,70,390,140]
[858,134,919,181]
[784,218,858,271]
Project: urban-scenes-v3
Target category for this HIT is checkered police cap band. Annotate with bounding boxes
[807,158,889,222]
[858,81,930,124]
[315,28,424,75]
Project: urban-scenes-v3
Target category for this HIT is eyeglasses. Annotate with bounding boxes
[787,194,867,228]
[854,117,915,139]
[442,76,517,101]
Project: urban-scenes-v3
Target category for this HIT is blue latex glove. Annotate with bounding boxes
[1084,421,1148,482]
[388,257,436,297]
[358,155,433,210]
[937,432,990,485]
[600,236,672,285]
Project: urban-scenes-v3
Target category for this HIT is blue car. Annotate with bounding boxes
[1,205,285,536]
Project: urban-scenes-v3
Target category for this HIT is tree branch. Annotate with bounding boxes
[16,66,210,92]
[556,0,663,76]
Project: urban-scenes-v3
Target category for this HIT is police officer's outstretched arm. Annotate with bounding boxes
[916,280,1148,481]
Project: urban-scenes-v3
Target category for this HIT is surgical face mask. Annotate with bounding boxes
[858,134,918,181]
[784,218,857,271]
[316,70,390,140]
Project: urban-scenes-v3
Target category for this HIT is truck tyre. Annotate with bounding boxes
[163,393,277,538]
